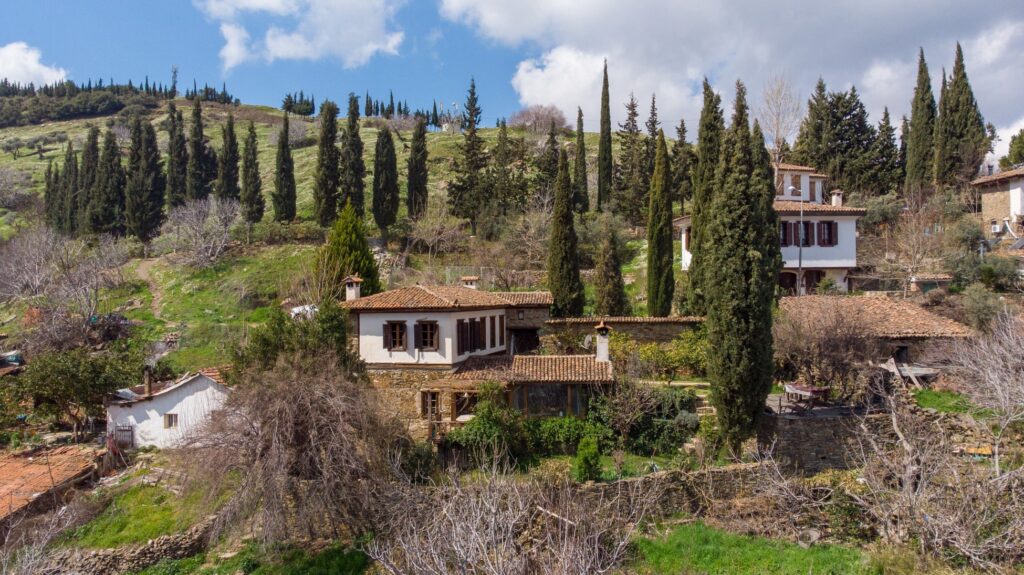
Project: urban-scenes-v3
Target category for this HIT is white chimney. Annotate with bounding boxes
[595,321,611,363]
[460,275,480,290]
[831,190,844,207]
[343,275,363,301]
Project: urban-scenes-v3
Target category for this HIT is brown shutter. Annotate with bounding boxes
[383,323,391,350]
[456,320,464,354]
[831,222,839,246]
[816,222,824,246]
[806,222,815,246]
[791,222,800,246]
[779,222,788,247]
[414,322,422,350]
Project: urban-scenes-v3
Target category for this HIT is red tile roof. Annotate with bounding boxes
[971,166,1024,187]
[778,295,974,339]
[0,446,98,521]
[494,291,553,306]
[341,285,511,311]
[546,316,703,325]
[773,200,867,216]
[776,163,818,172]
[452,355,613,383]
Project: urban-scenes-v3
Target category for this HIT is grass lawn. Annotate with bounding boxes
[633,521,871,575]
[130,542,368,575]
[62,484,210,548]
[531,452,676,481]
[912,389,971,414]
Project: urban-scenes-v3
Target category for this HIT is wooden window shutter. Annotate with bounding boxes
[383,322,392,349]
[456,319,464,354]
[806,222,815,246]
[831,222,839,246]
[816,222,824,246]
[780,222,788,247]
[414,322,422,350]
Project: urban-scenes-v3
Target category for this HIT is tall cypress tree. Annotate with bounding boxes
[317,202,381,295]
[406,117,429,219]
[313,100,341,227]
[186,98,213,200]
[899,115,910,174]
[643,94,660,183]
[538,120,560,197]
[594,223,629,316]
[240,121,264,240]
[59,141,79,235]
[547,148,585,317]
[704,83,780,452]
[448,78,487,235]
[340,93,366,217]
[89,128,126,235]
[793,78,829,169]
[934,43,989,186]
[614,94,646,226]
[371,127,399,243]
[597,60,613,212]
[671,117,694,211]
[165,102,188,208]
[489,120,527,214]
[272,113,296,222]
[686,80,724,315]
[44,160,58,229]
[572,107,589,213]
[866,108,902,195]
[124,117,165,244]
[905,49,937,191]
[364,91,372,118]
[646,130,675,316]
[77,126,100,231]
[216,112,240,200]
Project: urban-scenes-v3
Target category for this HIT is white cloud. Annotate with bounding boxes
[197,0,403,71]
[991,115,1024,165]
[442,0,1024,134]
[0,42,67,85]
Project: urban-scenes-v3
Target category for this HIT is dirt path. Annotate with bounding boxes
[134,257,168,323]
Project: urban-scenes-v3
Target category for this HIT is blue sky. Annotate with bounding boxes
[2,1,1023,159]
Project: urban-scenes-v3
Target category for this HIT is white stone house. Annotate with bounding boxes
[106,368,228,449]
[971,166,1024,238]
[680,162,866,294]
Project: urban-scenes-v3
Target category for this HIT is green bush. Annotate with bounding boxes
[399,441,438,483]
[665,326,709,378]
[445,382,528,461]
[525,416,613,456]
[572,435,602,482]
[244,220,326,245]
[589,387,699,456]
[962,282,999,331]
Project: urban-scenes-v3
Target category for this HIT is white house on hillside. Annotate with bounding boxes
[681,162,866,294]
[106,368,228,449]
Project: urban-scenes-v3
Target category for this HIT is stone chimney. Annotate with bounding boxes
[460,275,480,290]
[143,365,153,396]
[595,321,611,363]
[343,275,363,301]
[831,190,844,207]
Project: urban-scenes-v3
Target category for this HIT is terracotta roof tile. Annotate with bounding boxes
[779,295,974,339]
[452,355,613,383]
[494,291,553,306]
[198,367,229,386]
[546,316,703,325]
[971,166,1024,187]
[776,163,818,172]
[910,273,953,282]
[0,446,97,521]
[773,200,867,216]
[341,285,511,311]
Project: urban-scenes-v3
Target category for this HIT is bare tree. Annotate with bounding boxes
[406,201,468,264]
[161,197,239,268]
[0,168,33,211]
[509,105,569,134]
[757,74,802,167]
[859,189,946,295]
[0,227,62,302]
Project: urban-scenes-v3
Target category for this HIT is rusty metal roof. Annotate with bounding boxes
[0,446,98,521]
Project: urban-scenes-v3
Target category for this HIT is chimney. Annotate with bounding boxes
[595,321,611,363]
[831,190,844,207]
[343,275,363,301]
[460,275,480,290]
[143,365,153,396]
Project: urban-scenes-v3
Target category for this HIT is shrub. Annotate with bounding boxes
[525,416,613,455]
[399,441,438,483]
[961,282,999,331]
[665,326,709,378]
[572,435,602,482]
[445,382,529,462]
[588,386,699,456]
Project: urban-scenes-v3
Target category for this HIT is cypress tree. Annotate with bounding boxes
[406,117,429,219]
[614,94,646,225]
[89,128,126,235]
[1000,128,1024,170]
[124,117,165,244]
[866,108,902,195]
[547,148,585,317]
[59,141,79,235]
[643,93,660,183]
[216,112,240,200]
[240,121,264,240]
[431,101,439,127]
[489,120,527,215]
[904,49,937,191]
[572,107,589,213]
[934,43,989,186]
[340,93,366,217]
[448,78,487,235]
[538,120,560,197]
[364,91,372,118]
[313,100,341,227]
[272,113,296,222]
[77,126,100,231]
[704,83,780,452]
[186,98,211,200]
[686,80,724,315]
[793,78,829,169]
[594,224,629,316]
[646,130,674,316]
[165,102,188,208]
[317,202,381,295]
[44,160,58,229]
[671,117,694,210]
[371,127,399,243]
[899,115,910,173]
[597,60,612,212]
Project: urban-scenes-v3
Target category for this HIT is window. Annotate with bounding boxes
[499,315,505,346]
[415,321,439,351]
[476,317,487,350]
[164,413,178,429]
[384,321,407,351]
[817,221,838,247]
[489,316,496,348]
[420,391,439,418]
[457,319,468,354]
[780,222,791,247]
[808,180,818,202]
[799,221,815,247]
[790,174,801,196]
[517,310,525,320]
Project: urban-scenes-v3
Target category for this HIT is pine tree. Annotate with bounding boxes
[614,94,646,225]
[905,49,937,191]
[271,113,297,222]
[165,102,187,208]
[488,120,527,215]
[124,116,165,244]
[597,60,613,212]
[88,128,126,235]
[448,78,487,234]
[58,141,79,235]
[240,121,264,240]
[866,108,902,195]
[793,78,829,169]
[216,112,240,200]
[317,202,381,295]
[671,117,694,211]
[547,148,585,317]
[646,130,674,317]
[704,83,780,451]
[572,107,589,213]
[1000,128,1024,170]
[686,80,724,315]
[340,93,366,217]
[538,120,560,197]
[186,98,215,200]
[371,127,399,243]
[313,100,341,227]
[934,43,989,186]
[406,117,429,219]
[593,224,629,316]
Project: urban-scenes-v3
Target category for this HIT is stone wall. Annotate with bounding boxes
[758,409,880,475]
[42,515,215,575]
[507,307,550,330]
[543,318,700,346]
[981,188,1010,236]
[368,367,455,441]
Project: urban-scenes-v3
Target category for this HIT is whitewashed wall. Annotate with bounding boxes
[106,375,228,449]
[357,308,507,365]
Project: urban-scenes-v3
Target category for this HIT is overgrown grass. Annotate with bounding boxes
[130,542,368,575]
[913,389,971,414]
[632,520,872,574]
[62,484,208,548]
